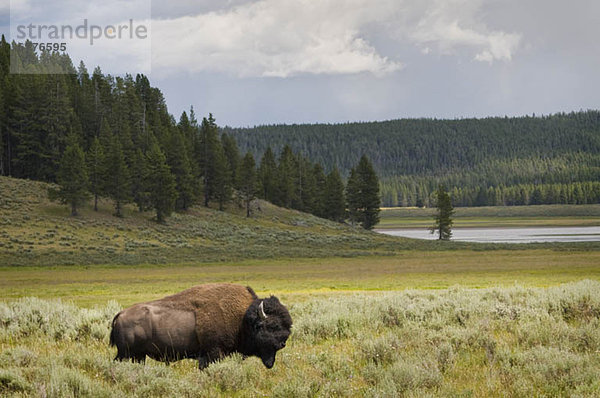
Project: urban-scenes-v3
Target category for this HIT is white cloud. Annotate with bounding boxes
[151,0,402,78]
[409,0,521,63]
[8,0,522,76]
[150,0,522,78]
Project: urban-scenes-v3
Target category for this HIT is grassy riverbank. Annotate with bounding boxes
[378,204,600,229]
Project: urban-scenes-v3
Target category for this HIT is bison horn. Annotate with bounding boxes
[259,301,268,319]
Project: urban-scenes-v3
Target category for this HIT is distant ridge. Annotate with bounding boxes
[225,111,600,207]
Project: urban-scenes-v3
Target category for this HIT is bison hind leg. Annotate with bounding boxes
[198,355,209,370]
[132,354,146,364]
[114,350,146,364]
[114,348,129,362]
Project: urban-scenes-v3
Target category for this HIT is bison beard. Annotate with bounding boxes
[109,283,292,370]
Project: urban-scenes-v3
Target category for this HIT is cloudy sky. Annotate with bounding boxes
[2,0,599,126]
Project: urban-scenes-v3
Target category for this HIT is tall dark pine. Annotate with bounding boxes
[213,143,232,211]
[296,156,317,212]
[51,140,89,216]
[277,145,298,208]
[430,185,454,240]
[102,134,131,217]
[312,163,327,218]
[0,35,9,176]
[166,129,195,210]
[0,110,4,176]
[146,142,177,223]
[238,152,257,217]
[131,148,150,211]
[197,114,224,207]
[0,52,5,176]
[76,62,96,148]
[346,167,361,226]
[86,137,104,211]
[324,167,346,222]
[346,155,381,229]
[222,133,241,190]
[258,147,278,203]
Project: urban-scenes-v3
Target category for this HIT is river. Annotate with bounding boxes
[376,226,600,243]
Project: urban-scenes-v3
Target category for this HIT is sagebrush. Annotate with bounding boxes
[1,281,600,396]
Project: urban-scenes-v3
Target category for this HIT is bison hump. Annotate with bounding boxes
[152,283,256,350]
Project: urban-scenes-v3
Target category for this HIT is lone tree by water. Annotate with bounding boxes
[431,185,454,240]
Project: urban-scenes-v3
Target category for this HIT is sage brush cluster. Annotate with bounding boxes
[1,281,600,396]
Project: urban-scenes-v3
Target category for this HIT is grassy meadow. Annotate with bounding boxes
[2,177,600,396]
[2,250,600,307]
[0,176,448,267]
[2,280,600,397]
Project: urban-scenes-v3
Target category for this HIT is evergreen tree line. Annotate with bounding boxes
[382,180,600,208]
[0,39,381,227]
[224,112,600,179]
[380,153,600,207]
[224,110,600,208]
[254,146,381,228]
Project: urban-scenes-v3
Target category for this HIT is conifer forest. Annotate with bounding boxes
[1,37,599,213]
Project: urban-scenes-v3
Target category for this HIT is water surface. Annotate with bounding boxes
[376,226,600,243]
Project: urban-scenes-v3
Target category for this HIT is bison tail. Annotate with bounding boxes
[246,286,258,299]
[109,312,121,347]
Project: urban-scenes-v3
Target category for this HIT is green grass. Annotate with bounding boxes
[2,176,600,268]
[1,250,599,307]
[2,281,600,397]
[379,204,600,229]
[2,177,600,396]
[0,176,417,266]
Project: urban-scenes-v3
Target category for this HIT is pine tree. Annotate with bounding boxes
[213,143,232,211]
[312,163,327,218]
[296,156,316,212]
[430,185,454,240]
[146,142,177,223]
[346,155,381,229]
[76,61,96,148]
[102,134,131,217]
[131,148,150,211]
[475,186,488,206]
[222,133,241,190]
[86,137,104,211]
[166,129,195,210]
[530,187,543,205]
[197,114,224,207]
[346,168,361,226]
[0,56,5,176]
[324,167,346,222]
[50,139,89,216]
[277,145,298,208]
[258,147,278,203]
[238,152,257,217]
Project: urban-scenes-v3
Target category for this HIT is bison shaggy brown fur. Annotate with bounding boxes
[109,283,292,369]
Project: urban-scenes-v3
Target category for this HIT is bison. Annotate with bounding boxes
[109,283,292,369]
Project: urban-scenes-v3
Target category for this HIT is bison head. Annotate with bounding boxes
[242,296,292,368]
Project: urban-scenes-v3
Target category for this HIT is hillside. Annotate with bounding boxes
[224,111,600,206]
[0,176,438,267]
